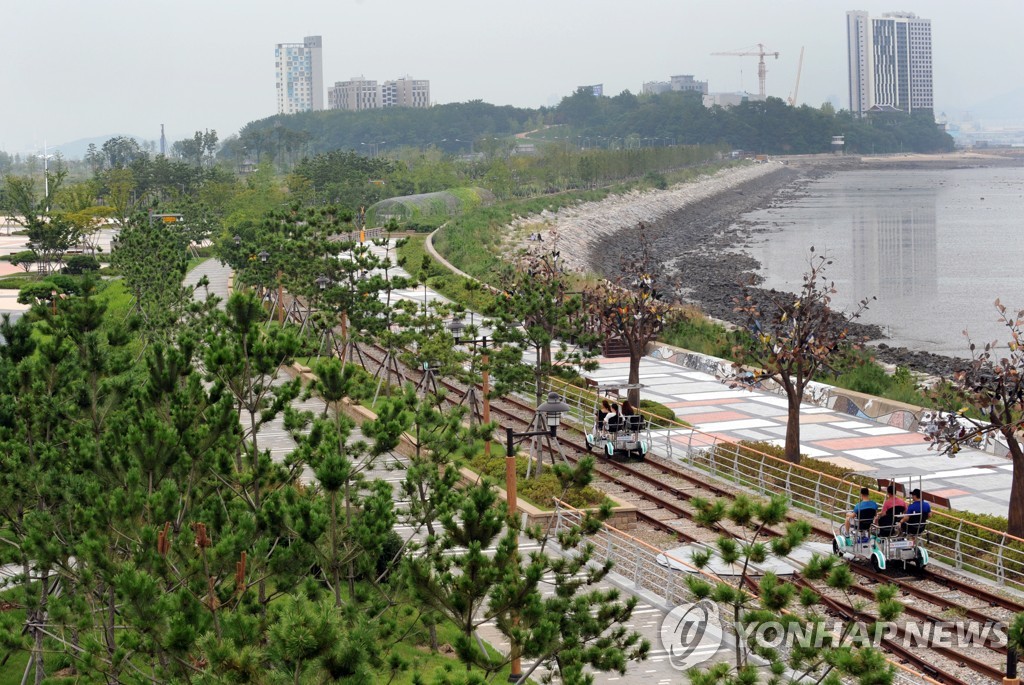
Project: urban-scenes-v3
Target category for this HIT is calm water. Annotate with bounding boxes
[740,167,1024,356]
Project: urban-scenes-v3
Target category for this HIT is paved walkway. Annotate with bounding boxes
[585,356,1012,517]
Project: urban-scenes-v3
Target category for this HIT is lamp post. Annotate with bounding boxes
[503,391,572,683]
[448,315,493,456]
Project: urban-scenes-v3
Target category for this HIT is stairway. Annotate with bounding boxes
[602,337,630,358]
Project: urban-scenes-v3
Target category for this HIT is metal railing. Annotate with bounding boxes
[544,378,1024,595]
[551,500,944,685]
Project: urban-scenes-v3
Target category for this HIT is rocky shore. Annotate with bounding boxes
[526,160,970,380]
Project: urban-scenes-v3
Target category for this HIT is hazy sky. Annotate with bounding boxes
[3,0,1022,153]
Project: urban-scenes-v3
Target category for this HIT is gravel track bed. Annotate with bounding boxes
[808,580,1004,684]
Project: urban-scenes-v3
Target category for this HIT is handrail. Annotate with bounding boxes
[545,378,1024,547]
[552,499,944,685]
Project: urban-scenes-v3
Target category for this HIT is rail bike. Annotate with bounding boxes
[831,475,930,574]
[583,383,651,460]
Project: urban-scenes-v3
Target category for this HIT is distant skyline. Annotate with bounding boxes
[3,0,1022,153]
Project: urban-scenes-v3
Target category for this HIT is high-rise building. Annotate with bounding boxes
[847,11,932,116]
[328,75,430,111]
[328,77,380,111]
[381,77,430,108]
[275,35,324,115]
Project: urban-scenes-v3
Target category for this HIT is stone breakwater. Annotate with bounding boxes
[510,163,788,275]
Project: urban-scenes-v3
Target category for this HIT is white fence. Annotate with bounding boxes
[546,379,1024,595]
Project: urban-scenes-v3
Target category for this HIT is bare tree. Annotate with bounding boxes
[585,222,676,407]
[928,299,1024,536]
[733,249,873,464]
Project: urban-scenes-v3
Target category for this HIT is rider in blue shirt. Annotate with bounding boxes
[844,487,879,536]
[898,489,931,538]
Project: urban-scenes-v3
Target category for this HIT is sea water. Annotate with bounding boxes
[740,166,1024,357]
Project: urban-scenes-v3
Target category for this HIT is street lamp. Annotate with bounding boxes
[449,314,492,454]
[503,391,571,683]
[315,275,331,291]
[233,235,242,246]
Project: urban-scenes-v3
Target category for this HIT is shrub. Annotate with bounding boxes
[643,171,668,190]
[7,250,38,271]
[64,254,101,274]
[0,276,38,291]
[466,450,605,510]
[639,399,682,428]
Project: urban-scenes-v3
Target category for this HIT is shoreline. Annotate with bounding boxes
[540,156,1001,380]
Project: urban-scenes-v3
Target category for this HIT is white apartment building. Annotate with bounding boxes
[328,76,430,111]
[275,36,324,115]
[328,77,380,111]
[847,11,933,116]
[381,77,430,109]
[643,74,709,96]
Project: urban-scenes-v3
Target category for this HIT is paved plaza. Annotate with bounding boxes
[586,356,1013,517]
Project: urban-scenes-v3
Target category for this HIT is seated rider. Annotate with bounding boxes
[595,399,611,434]
[898,489,932,539]
[605,403,624,433]
[843,487,879,538]
[621,399,640,431]
[875,484,907,536]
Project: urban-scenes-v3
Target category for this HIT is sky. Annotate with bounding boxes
[3,0,1022,154]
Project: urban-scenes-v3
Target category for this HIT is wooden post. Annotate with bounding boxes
[277,270,284,325]
[482,352,491,457]
[504,427,521,682]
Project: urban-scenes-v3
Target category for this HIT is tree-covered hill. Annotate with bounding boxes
[223,89,953,166]
[223,100,544,164]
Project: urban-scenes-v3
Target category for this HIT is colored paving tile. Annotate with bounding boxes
[794,424,860,440]
[679,410,750,423]
[747,395,791,408]
[831,420,873,429]
[730,401,789,417]
[819,456,876,472]
[677,390,754,401]
[798,414,839,424]
[928,488,970,498]
[918,466,1001,480]
[856,426,907,436]
[756,439,832,458]
[846,448,902,462]
[665,398,744,408]
[814,434,926,450]
[695,418,780,432]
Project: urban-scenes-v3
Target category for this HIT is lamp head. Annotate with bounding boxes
[536,391,572,436]
[447,316,466,341]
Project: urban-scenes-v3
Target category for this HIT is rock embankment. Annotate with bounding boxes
[509,163,792,274]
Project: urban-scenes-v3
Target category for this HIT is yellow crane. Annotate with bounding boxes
[788,46,805,106]
[711,43,779,99]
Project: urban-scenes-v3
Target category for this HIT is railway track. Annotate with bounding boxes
[351,341,1021,684]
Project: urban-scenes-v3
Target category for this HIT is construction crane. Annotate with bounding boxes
[711,43,779,99]
[788,46,805,106]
